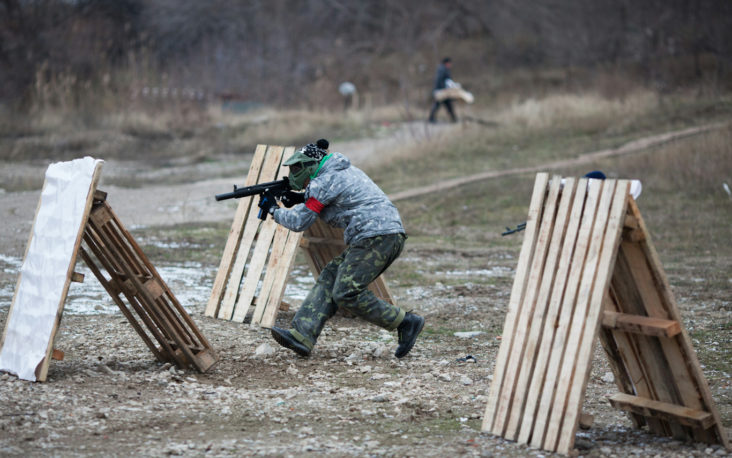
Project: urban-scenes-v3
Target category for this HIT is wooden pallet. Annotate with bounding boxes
[1,159,217,381]
[482,173,729,455]
[81,192,218,372]
[206,144,396,327]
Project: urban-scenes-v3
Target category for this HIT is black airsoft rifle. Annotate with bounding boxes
[501,221,526,236]
[215,177,298,220]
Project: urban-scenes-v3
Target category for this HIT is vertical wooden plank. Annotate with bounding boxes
[515,178,581,444]
[205,145,267,317]
[530,178,601,449]
[219,145,284,320]
[493,175,562,437]
[506,177,574,440]
[258,230,304,327]
[231,146,287,322]
[556,181,629,454]
[250,147,296,324]
[543,180,617,451]
[482,173,550,432]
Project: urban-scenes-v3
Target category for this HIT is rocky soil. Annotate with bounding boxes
[0,130,730,457]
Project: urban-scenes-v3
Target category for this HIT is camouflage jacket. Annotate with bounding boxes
[273,153,405,244]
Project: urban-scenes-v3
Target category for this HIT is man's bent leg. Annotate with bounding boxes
[286,254,343,351]
[332,234,407,330]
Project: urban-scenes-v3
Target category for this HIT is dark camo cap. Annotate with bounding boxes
[283,141,328,166]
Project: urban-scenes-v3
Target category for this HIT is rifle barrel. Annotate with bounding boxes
[215,178,290,201]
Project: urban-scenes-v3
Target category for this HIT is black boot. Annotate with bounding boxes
[395,313,425,358]
[271,327,311,357]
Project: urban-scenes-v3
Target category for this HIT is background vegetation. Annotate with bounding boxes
[2,0,732,116]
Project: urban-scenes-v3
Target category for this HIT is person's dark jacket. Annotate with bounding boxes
[433,64,451,90]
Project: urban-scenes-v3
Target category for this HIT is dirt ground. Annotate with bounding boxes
[0,126,730,457]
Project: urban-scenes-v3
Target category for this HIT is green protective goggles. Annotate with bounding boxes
[288,160,317,190]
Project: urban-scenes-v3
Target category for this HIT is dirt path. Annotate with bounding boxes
[387,121,730,201]
[1,121,725,259]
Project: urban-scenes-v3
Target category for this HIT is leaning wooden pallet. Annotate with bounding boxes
[81,192,218,372]
[207,144,397,328]
[0,158,218,382]
[483,173,730,455]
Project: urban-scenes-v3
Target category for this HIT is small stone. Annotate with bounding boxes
[255,343,276,357]
[460,375,473,385]
[600,446,613,455]
[364,440,380,449]
[372,344,388,358]
[601,372,615,384]
[439,373,452,382]
[454,331,483,338]
[575,439,592,450]
[370,395,389,403]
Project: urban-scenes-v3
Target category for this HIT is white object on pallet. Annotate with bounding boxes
[0,157,102,381]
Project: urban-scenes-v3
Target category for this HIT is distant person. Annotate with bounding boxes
[261,139,425,359]
[428,57,458,123]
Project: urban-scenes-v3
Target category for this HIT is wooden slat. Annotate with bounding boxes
[257,230,304,327]
[84,201,218,372]
[555,180,629,454]
[507,177,574,440]
[205,144,267,317]
[482,173,550,433]
[79,244,165,362]
[494,175,562,437]
[612,244,690,439]
[604,262,673,436]
[602,311,681,338]
[219,145,284,320]
[609,393,715,430]
[624,199,725,445]
[485,174,729,453]
[543,179,616,451]
[249,147,296,324]
[231,146,287,322]
[530,178,601,449]
[518,178,585,444]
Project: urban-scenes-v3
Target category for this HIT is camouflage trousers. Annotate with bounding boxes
[288,233,407,350]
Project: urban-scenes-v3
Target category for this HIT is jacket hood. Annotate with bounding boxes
[319,152,350,175]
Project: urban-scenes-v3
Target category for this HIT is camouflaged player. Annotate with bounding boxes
[261,139,424,358]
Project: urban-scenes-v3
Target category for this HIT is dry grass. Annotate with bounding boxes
[367,90,732,193]
[493,90,659,131]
